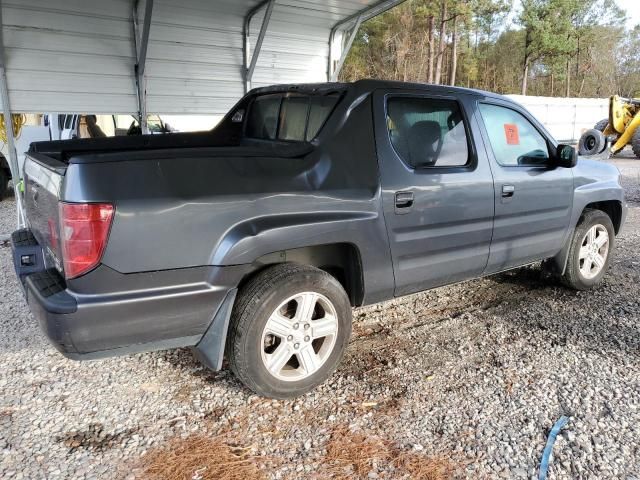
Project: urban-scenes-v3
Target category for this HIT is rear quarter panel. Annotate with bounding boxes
[61,93,396,305]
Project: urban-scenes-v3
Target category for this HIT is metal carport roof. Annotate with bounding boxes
[0,0,403,115]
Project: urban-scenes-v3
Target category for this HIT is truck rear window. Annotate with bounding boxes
[245,93,340,142]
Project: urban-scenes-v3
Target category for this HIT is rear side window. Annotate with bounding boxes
[246,93,339,142]
[478,103,550,166]
[279,96,309,141]
[306,95,339,141]
[386,97,469,168]
[245,95,281,139]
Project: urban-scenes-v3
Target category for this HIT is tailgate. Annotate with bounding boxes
[23,152,67,272]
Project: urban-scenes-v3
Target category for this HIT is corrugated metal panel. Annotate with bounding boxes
[144,0,251,115]
[2,0,137,113]
[247,3,330,90]
[0,0,393,114]
[146,0,374,113]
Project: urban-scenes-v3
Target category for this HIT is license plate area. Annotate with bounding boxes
[11,229,46,285]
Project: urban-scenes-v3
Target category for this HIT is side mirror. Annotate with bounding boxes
[554,144,577,168]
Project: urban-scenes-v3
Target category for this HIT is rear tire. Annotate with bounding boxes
[594,118,609,132]
[227,263,352,399]
[561,209,615,290]
[632,127,640,160]
[578,129,606,156]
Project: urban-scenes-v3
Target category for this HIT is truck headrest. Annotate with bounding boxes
[408,120,442,168]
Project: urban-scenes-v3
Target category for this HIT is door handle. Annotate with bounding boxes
[502,185,515,198]
[395,191,414,213]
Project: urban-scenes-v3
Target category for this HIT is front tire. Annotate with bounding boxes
[227,263,352,399]
[632,127,640,160]
[562,209,615,290]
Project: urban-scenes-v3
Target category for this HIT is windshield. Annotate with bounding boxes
[245,93,340,142]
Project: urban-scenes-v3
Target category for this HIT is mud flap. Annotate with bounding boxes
[192,288,237,371]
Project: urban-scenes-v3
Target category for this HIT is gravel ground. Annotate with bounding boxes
[1,153,640,479]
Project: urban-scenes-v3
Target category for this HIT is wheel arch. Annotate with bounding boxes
[239,242,365,307]
[550,201,623,275]
[583,200,623,234]
[194,247,362,374]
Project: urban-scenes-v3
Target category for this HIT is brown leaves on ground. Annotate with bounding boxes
[134,434,267,480]
[130,426,455,480]
[325,426,456,480]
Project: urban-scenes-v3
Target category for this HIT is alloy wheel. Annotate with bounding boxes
[579,224,609,280]
[260,292,339,381]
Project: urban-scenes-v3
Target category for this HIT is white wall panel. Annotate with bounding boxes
[507,95,609,142]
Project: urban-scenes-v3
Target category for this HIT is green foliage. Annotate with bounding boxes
[519,0,576,60]
[340,0,639,98]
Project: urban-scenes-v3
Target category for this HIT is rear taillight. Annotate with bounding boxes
[59,202,114,279]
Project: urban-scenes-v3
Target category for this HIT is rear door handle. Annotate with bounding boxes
[395,191,414,213]
[502,185,515,198]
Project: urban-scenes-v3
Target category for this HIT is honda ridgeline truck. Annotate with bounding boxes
[11,80,626,398]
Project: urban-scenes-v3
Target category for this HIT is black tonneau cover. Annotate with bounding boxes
[29,130,235,162]
[29,131,313,164]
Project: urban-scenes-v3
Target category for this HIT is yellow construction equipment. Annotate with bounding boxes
[594,95,640,158]
[0,113,26,143]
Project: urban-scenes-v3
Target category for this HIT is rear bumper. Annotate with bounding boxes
[11,228,247,360]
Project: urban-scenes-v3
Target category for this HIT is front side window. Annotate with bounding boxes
[245,93,340,142]
[478,103,549,166]
[386,97,469,168]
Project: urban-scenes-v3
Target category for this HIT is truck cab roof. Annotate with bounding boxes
[249,79,506,102]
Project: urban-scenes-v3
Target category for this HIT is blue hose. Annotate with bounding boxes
[539,415,569,480]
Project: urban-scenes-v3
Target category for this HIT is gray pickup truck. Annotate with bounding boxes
[11,80,626,398]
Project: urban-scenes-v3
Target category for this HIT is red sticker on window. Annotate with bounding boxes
[504,123,520,145]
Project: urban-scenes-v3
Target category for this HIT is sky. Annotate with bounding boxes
[616,0,640,27]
